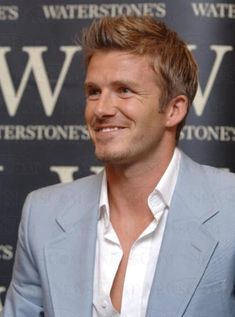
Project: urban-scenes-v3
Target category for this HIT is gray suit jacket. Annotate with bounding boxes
[2,152,235,317]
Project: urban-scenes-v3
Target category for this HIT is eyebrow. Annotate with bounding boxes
[83,81,100,94]
[84,79,140,90]
[112,80,139,89]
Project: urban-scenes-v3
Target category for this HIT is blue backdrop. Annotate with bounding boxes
[0,0,234,310]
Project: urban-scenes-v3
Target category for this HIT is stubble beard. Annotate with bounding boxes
[94,146,132,165]
[94,135,148,166]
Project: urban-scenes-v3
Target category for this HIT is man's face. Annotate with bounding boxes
[84,50,169,165]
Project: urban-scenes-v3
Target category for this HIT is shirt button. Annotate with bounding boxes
[102,300,108,309]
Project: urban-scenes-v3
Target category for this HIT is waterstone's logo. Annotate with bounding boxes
[41,3,166,19]
[192,2,235,18]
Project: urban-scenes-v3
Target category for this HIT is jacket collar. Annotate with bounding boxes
[55,172,103,232]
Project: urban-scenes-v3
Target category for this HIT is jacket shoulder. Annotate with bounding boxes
[27,172,103,206]
[180,152,235,206]
[181,151,235,186]
[21,173,103,235]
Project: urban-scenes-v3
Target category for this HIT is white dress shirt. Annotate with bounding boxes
[93,148,181,317]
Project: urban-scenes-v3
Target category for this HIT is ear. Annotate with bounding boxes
[165,95,188,128]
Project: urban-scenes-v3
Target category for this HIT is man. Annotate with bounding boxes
[2,16,235,317]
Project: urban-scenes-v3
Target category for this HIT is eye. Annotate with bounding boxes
[120,87,130,93]
[118,86,132,97]
[85,86,101,100]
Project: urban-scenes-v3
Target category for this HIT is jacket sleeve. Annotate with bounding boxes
[1,193,44,317]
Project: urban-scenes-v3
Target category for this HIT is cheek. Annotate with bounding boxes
[84,104,92,123]
[118,99,142,120]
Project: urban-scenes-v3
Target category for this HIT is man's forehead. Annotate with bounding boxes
[86,50,155,80]
[84,53,161,94]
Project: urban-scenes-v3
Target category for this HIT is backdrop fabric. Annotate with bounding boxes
[0,0,234,309]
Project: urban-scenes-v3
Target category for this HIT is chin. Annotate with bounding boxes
[95,149,130,165]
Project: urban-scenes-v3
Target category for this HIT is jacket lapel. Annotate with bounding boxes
[146,153,219,317]
[44,173,103,317]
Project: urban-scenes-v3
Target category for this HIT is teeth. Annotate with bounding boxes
[99,127,120,132]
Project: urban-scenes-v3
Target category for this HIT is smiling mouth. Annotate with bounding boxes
[95,127,125,132]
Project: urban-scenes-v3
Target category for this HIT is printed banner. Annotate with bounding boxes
[0,0,234,308]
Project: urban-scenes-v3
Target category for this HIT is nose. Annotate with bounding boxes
[93,91,117,118]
